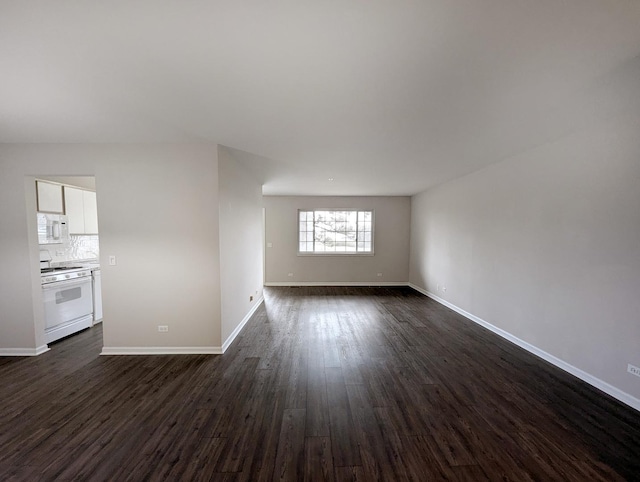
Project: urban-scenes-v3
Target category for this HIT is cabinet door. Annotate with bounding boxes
[37,181,64,213]
[83,190,99,234]
[64,186,85,234]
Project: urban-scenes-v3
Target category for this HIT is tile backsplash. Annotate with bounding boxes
[41,235,100,265]
[70,235,100,261]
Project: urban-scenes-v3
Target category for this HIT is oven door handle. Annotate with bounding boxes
[42,276,91,290]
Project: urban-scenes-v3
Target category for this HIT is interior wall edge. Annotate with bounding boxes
[408,283,640,413]
[221,296,265,354]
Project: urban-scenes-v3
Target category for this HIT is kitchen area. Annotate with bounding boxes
[36,177,102,345]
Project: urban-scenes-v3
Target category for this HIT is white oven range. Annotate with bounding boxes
[41,266,94,343]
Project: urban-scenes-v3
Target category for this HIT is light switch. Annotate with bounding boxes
[109,255,117,266]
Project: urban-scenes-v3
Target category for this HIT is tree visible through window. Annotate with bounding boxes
[298,210,373,254]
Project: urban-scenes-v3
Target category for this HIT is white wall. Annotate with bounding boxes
[0,174,41,351]
[264,196,410,284]
[410,108,640,402]
[0,144,222,353]
[218,146,264,345]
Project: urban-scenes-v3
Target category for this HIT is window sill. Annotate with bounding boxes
[297,252,375,257]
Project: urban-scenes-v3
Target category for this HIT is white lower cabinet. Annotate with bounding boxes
[92,269,103,324]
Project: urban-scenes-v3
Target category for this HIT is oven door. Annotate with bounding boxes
[42,277,93,329]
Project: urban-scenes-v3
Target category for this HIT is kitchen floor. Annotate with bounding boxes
[0,287,639,480]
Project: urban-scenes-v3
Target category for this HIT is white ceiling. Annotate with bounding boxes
[2,1,640,195]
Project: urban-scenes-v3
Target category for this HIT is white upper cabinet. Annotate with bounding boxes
[36,181,64,213]
[83,190,99,234]
[64,187,84,233]
[64,186,99,234]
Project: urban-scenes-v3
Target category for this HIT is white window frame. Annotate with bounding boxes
[297,209,375,256]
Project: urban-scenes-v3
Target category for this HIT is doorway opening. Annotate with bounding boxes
[35,176,103,352]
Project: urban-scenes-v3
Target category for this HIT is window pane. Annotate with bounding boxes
[316,211,329,223]
[299,209,373,254]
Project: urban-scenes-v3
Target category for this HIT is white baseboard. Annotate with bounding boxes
[221,296,264,353]
[101,346,222,355]
[264,281,409,287]
[101,297,265,356]
[408,283,640,412]
[0,345,50,356]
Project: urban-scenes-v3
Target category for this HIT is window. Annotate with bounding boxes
[298,209,374,254]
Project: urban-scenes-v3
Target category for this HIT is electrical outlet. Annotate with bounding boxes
[628,364,640,377]
[442,286,447,292]
[158,325,169,333]
[287,273,294,277]
[377,273,383,277]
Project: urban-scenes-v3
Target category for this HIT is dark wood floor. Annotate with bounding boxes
[1,286,639,481]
